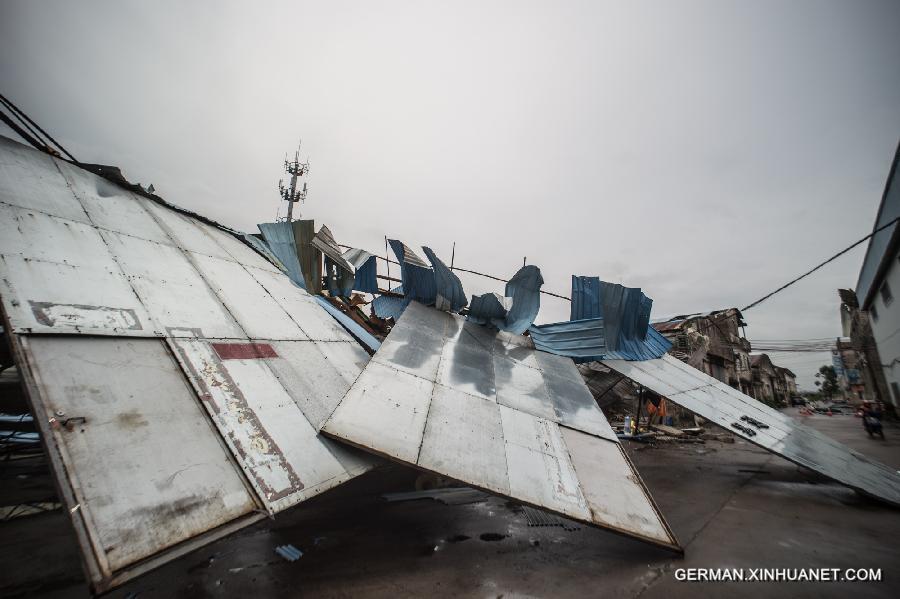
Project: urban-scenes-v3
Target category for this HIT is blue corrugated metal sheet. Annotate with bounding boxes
[372,286,411,321]
[557,276,672,361]
[502,265,543,334]
[529,318,606,358]
[466,265,542,332]
[343,248,379,294]
[530,317,670,362]
[242,234,286,271]
[467,292,508,325]
[323,255,355,297]
[601,326,671,361]
[258,222,306,289]
[388,239,436,304]
[422,246,467,312]
[314,296,381,352]
[570,275,601,320]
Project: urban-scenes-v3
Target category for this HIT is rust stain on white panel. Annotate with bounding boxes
[168,332,303,508]
[25,337,257,573]
[0,255,153,336]
[29,301,142,330]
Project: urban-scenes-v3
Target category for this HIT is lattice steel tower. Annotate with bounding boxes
[278,142,309,222]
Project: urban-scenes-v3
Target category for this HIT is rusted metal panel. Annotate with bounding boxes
[24,336,258,575]
[169,332,374,514]
[322,301,680,551]
[0,202,153,335]
[293,219,322,294]
[212,342,279,360]
[602,354,900,507]
[0,137,379,590]
[0,254,153,335]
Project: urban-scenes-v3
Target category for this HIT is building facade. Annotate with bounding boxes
[653,309,753,395]
[653,311,797,407]
[855,142,900,411]
[838,289,891,406]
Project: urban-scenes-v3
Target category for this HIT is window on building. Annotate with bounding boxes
[881,281,893,306]
[892,382,900,405]
[871,303,879,321]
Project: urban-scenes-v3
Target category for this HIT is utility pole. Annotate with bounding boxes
[278,142,309,222]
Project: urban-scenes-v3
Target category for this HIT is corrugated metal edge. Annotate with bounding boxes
[314,296,381,353]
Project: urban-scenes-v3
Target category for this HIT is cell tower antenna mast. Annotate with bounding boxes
[277,141,309,222]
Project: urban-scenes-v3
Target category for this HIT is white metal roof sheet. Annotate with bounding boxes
[0,136,378,590]
[322,301,680,551]
[602,354,900,507]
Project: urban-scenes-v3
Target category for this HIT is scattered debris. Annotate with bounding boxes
[274,545,303,562]
[650,424,684,437]
[0,501,62,520]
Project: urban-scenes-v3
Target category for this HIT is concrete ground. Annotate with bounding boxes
[2,408,899,598]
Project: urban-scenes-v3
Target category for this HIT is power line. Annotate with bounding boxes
[742,215,900,311]
[0,93,77,162]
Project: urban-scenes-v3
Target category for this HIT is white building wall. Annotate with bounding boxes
[868,256,900,409]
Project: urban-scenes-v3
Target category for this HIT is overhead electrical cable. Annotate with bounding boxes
[742,215,900,311]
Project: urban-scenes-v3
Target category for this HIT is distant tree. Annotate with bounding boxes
[814,365,839,400]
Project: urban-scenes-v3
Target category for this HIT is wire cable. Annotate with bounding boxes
[0,93,77,161]
[742,216,900,311]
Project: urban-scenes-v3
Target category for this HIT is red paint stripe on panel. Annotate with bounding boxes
[211,343,278,360]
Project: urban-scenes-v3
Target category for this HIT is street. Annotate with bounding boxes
[3,408,898,598]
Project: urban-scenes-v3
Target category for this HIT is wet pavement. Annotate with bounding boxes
[2,408,899,598]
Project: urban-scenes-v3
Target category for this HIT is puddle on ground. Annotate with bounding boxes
[446,535,471,543]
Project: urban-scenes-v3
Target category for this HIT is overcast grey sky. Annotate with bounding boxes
[2,0,899,389]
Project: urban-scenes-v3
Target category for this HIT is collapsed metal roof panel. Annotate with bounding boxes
[389,239,436,303]
[0,136,378,590]
[311,224,355,273]
[564,276,671,361]
[602,354,900,507]
[22,336,262,574]
[342,246,375,270]
[322,301,679,551]
[423,246,467,312]
[529,317,607,358]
